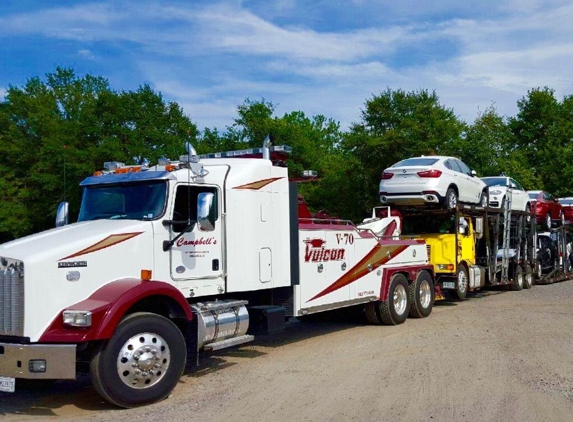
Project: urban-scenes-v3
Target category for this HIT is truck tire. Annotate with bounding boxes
[510,265,524,291]
[365,274,409,325]
[454,265,469,300]
[408,270,434,318]
[523,264,533,289]
[443,188,458,210]
[90,312,186,408]
[534,261,542,279]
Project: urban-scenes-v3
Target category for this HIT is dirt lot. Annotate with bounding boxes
[3,281,573,422]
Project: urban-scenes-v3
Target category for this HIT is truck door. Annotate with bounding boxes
[169,184,224,291]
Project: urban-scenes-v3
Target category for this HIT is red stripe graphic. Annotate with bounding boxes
[60,232,143,260]
[307,244,409,302]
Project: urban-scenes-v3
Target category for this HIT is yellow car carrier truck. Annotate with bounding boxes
[399,203,536,299]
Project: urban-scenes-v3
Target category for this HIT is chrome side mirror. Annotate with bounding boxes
[56,202,69,227]
[197,192,215,232]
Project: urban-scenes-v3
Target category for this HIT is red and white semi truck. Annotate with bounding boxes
[0,140,434,407]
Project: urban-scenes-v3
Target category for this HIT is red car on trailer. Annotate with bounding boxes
[527,190,564,229]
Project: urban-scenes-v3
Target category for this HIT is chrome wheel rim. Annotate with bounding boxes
[481,193,488,207]
[393,284,408,315]
[517,272,524,288]
[419,279,432,308]
[116,332,171,389]
[526,272,533,287]
[546,213,551,229]
[458,270,468,294]
[447,191,457,209]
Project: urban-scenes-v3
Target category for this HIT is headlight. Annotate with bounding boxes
[63,310,92,327]
[490,189,502,195]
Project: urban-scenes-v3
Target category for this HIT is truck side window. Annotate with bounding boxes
[172,185,218,233]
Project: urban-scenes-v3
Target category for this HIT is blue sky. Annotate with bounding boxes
[1,0,572,132]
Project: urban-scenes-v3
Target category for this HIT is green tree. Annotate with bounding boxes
[343,88,465,214]
[509,87,564,193]
[0,68,197,241]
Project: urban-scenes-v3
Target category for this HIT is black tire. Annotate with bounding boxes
[534,261,543,280]
[408,270,434,318]
[454,264,469,300]
[510,265,524,291]
[479,190,488,208]
[545,212,552,230]
[90,312,186,408]
[523,264,533,289]
[364,302,382,325]
[366,274,409,325]
[443,187,458,210]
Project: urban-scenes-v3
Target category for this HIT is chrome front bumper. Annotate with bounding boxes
[0,343,76,379]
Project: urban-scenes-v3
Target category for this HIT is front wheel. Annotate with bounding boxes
[479,190,489,208]
[408,270,434,318]
[560,211,565,226]
[454,265,469,300]
[90,312,187,408]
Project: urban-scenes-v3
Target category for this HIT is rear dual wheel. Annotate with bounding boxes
[523,264,534,289]
[365,274,409,325]
[510,265,524,291]
[408,270,434,318]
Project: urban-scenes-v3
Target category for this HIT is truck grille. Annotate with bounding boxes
[0,265,24,336]
[426,245,431,260]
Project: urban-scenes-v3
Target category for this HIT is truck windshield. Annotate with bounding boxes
[78,181,167,222]
[402,213,457,235]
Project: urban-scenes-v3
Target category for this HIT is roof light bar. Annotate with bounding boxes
[199,145,292,159]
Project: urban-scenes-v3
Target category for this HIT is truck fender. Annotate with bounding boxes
[379,265,434,301]
[39,278,192,343]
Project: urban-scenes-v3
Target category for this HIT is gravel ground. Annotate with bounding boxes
[2,280,573,422]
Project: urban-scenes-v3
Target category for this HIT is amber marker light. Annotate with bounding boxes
[141,269,152,281]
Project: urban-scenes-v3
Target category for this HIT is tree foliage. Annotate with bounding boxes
[0,67,197,242]
[3,69,573,241]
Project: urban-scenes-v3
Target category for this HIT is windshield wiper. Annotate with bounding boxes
[89,213,128,220]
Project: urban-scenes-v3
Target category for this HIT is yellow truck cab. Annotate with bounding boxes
[401,208,484,299]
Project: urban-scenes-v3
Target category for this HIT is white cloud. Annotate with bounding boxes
[1,0,573,131]
[78,49,96,60]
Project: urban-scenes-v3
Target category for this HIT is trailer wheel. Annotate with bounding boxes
[454,265,469,300]
[523,265,533,289]
[408,270,434,318]
[510,265,524,291]
[534,261,543,279]
[90,312,186,408]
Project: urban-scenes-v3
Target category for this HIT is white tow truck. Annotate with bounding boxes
[0,140,435,407]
